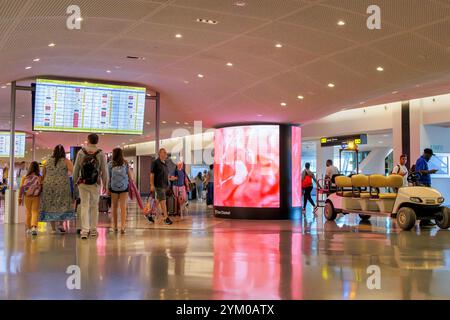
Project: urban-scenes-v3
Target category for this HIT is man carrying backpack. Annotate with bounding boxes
[73,134,108,239]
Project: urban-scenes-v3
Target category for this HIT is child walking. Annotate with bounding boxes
[19,161,42,236]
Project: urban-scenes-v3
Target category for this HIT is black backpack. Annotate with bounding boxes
[80,149,101,185]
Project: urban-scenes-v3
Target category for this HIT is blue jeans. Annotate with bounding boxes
[206,182,214,206]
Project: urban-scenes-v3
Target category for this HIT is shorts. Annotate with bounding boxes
[109,187,129,194]
[155,187,166,201]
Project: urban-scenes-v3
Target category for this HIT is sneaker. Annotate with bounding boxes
[90,230,98,237]
[146,215,155,224]
[31,227,38,236]
[26,229,31,235]
[109,228,118,233]
[80,233,88,240]
[164,218,173,225]
[120,229,126,234]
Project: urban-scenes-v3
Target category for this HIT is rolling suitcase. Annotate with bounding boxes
[167,194,177,215]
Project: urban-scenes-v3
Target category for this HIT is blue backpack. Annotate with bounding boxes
[109,163,129,192]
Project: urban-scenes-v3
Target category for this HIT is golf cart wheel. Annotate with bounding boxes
[396,207,416,231]
[324,201,337,221]
[436,207,450,230]
[359,214,371,221]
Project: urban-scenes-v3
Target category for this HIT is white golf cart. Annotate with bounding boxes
[324,174,449,231]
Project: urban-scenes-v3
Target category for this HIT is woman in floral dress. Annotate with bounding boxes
[40,145,75,233]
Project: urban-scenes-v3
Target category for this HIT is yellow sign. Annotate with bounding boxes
[320,138,327,143]
[355,138,362,145]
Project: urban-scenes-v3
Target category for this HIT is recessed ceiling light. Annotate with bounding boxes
[1,86,6,89]
[183,80,190,84]
[234,1,246,6]
[337,20,346,26]
[25,66,32,70]
[33,58,40,62]
[197,74,204,78]
[176,121,180,125]
[275,43,283,48]
[392,91,398,94]
[196,18,218,25]
[257,114,263,117]
[48,43,56,47]
[6,83,11,86]
[184,122,189,125]
[175,34,183,38]
[226,62,233,67]
[378,141,384,144]
[162,121,167,124]
[376,66,384,72]
[328,83,335,88]
[106,70,111,73]
[280,102,287,107]
[297,95,304,100]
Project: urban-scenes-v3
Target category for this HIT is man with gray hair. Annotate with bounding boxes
[150,148,173,225]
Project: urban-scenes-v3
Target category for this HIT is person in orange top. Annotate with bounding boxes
[18,161,42,236]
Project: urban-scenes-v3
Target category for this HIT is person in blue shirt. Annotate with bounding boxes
[415,148,438,227]
[415,148,437,187]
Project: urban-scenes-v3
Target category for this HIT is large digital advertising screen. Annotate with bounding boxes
[214,125,280,208]
[0,132,26,158]
[291,126,302,207]
[33,79,146,135]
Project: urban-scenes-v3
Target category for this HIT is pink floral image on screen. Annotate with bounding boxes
[214,125,280,208]
[291,127,302,207]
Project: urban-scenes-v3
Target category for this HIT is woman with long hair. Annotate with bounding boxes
[40,144,75,233]
[18,161,42,236]
[107,148,132,234]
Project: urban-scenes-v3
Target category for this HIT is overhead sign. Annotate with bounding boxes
[320,134,367,147]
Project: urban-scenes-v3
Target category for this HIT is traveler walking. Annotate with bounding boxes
[40,145,75,233]
[195,172,203,202]
[301,162,320,213]
[150,148,173,225]
[73,134,108,239]
[18,161,42,236]
[205,164,214,208]
[107,148,132,234]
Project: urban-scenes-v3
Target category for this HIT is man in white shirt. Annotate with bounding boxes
[325,160,339,180]
[391,154,409,187]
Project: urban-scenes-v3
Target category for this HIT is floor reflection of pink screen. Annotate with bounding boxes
[291,127,302,207]
[214,125,280,208]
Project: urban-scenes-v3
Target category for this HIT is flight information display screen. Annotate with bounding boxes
[33,79,146,134]
[0,132,26,158]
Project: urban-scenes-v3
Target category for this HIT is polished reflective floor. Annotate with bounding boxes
[0,200,449,300]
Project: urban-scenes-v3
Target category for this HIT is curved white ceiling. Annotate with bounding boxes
[1,0,450,153]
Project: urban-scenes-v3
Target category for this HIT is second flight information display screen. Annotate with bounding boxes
[33,79,146,135]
